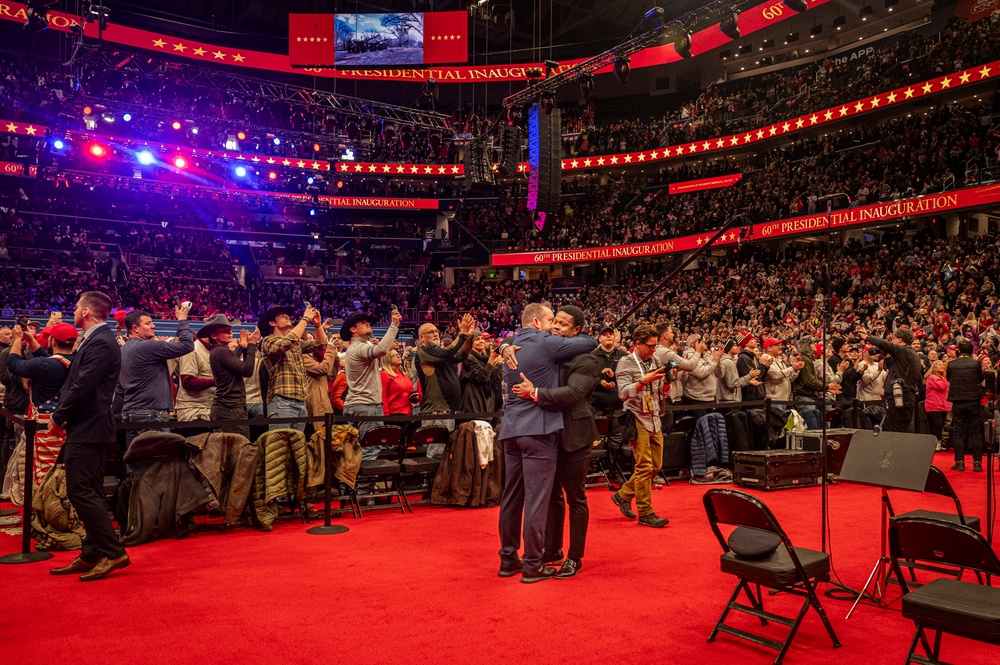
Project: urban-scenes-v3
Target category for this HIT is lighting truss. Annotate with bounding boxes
[73,46,455,133]
[503,0,762,109]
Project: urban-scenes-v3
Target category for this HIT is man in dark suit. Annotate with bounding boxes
[511,305,599,579]
[946,337,985,472]
[497,303,597,584]
[48,291,129,581]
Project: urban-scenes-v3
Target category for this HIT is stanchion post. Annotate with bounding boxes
[0,417,54,563]
[307,412,348,535]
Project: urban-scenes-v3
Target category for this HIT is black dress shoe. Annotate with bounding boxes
[542,549,564,564]
[498,560,522,578]
[555,559,581,579]
[521,566,557,584]
[611,492,636,519]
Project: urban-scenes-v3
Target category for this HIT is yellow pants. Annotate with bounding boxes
[618,424,663,517]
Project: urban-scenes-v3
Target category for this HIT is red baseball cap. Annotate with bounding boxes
[38,322,79,345]
[762,337,783,350]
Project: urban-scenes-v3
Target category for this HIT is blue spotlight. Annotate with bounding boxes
[234,166,248,178]
[122,113,132,122]
[136,150,155,166]
[309,209,316,216]
[272,137,281,146]
[307,177,314,184]
[52,139,65,150]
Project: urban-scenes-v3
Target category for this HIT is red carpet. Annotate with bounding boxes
[2,450,996,665]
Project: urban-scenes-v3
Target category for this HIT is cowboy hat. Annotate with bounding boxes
[340,312,373,342]
[258,305,296,337]
[197,314,242,339]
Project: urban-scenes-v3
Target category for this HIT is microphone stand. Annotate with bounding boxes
[816,192,867,602]
[615,213,748,326]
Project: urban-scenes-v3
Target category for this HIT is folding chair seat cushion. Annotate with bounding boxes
[721,546,830,586]
[359,459,400,476]
[891,509,980,532]
[590,447,608,460]
[402,457,440,474]
[901,578,1000,641]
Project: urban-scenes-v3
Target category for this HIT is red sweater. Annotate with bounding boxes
[381,370,415,416]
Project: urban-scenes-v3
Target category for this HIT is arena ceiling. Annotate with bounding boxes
[96,0,702,62]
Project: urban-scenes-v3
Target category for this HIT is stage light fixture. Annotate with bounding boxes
[506,107,523,127]
[307,177,315,185]
[88,143,106,157]
[268,171,277,180]
[171,121,182,130]
[234,166,247,177]
[309,209,316,216]
[24,2,50,33]
[675,33,693,59]
[540,94,556,115]
[136,150,155,165]
[783,0,808,12]
[173,156,187,169]
[191,127,199,135]
[101,112,114,123]
[122,113,132,122]
[313,143,321,152]
[719,13,740,40]
[237,131,246,140]
[613,56,630,84]
[644,6,665,26]
[273,137,281,146]
[52,139,65,150]
[83,106,93,116]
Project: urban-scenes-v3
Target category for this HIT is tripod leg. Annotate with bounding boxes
[847,556,883,619]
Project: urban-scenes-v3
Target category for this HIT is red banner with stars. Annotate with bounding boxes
[335,161,463,176]
[491,183,1000,266]
[0,1,828,82]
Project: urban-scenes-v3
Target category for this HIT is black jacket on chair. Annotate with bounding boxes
[536,352,600,452]
[946,356,984,403]
[52,323,122,444]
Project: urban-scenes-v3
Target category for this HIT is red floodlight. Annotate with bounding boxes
[268,171,277,180]
[171,121,182,130]
[237,131,246,140]
[173,156,188,169]
[88,143,106,157]
[82,106,93,116]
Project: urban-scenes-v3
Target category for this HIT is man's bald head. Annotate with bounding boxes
[418,323,441,347]
[0,327,11,345]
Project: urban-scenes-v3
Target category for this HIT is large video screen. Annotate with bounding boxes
[335,13,425,68]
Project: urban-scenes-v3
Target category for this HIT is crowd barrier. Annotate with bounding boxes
[0,396,908,563]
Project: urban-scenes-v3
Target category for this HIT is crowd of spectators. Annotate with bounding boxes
[464,98,1000,251]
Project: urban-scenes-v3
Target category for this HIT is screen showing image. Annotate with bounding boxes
[335,13,424,68]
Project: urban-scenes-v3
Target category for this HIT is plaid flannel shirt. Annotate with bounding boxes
[260,332,322,403]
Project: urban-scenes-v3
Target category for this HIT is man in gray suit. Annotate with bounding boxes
[498,303,597,584]
[511,305,599,579]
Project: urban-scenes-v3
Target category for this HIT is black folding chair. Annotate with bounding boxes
[703,489,842,665]
[351,425,408,516]
[887,465,982,584]
[586,418,615,490]
[889,517,1000,665]
[401,425,448,498]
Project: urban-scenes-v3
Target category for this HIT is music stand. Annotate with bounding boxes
[837,429,937,618]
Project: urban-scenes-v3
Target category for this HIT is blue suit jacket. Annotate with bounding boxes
[501,328,597,440]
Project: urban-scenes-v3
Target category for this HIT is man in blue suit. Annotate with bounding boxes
[48,291,129,582]
[498,303,597,583]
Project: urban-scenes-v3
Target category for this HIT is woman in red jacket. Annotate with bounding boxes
[380,349,418,416]
[924,360,952,449]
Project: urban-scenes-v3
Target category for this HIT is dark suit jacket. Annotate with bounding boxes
[52,323,122,444]
[501,328,597,441]
[536,352,600,452]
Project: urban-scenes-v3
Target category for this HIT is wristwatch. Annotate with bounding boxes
[530,388,538,402]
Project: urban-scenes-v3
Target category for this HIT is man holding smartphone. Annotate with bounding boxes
[259,303,326,432]
[612,323,671,528]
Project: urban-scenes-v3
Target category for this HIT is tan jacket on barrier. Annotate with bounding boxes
[253,428,307,531]
[187,432,259,526]
[307,425,362,490]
